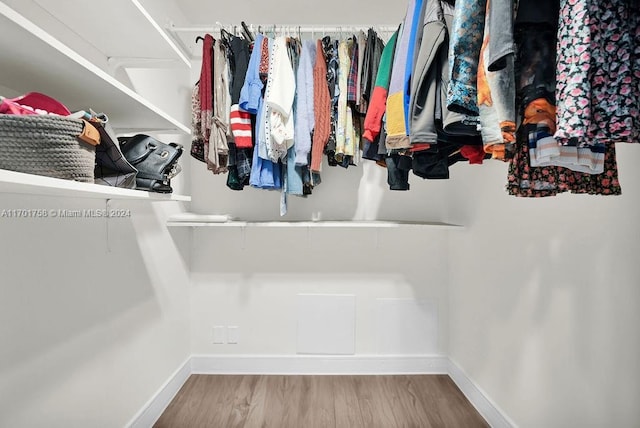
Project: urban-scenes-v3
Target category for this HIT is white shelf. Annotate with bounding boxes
[167,214,461,229]
[27,0,190,68]
[0,169,191,201]
[0,2,190,134]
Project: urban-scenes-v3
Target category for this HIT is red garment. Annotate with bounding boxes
[199,35,214,161]
[230,105,253,148]
[259,37,269,84]
[362,86,388,142]
[460,145,486,164]
[311,39,331,172]
[199,35,214,117]
[410,143,431,152]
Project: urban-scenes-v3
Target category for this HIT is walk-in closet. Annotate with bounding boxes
[1,0,638,427]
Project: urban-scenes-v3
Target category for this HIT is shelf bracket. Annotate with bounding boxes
[105,198,112,253]
[107,56,183,74]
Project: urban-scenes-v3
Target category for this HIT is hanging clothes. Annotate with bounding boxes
[239,34,264,115]
[265,36,296,162]
[222,33,253,190]
[386,0,426,149]
[477,0,516,160]
[190,83,205,163]
[355,30,367,110]
[335,39,355,163]
[359,28,385,114]
[294,40,316,166]
[190,34,215,163]
[284,37,304,199]
[507,0,622,197]
[446,0,486,117]
[206,37,229,174]
[238,33,282,190]
[553,0,640,155]
[228,34,253,149]
[323,37,340,166]
[409,0,463,145]
[363,30,398,146]
[310,39,331,173]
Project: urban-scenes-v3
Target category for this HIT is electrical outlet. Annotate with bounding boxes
[213,326,225,344]
[227,326,239,344]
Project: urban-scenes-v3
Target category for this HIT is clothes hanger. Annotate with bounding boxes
[195,35,205,43]
[240,21,254,42]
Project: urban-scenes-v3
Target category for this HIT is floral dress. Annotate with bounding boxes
[555,0,640,147]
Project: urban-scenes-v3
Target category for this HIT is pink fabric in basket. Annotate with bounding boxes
[0,92,71,116]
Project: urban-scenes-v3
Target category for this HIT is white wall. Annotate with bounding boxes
[0,197,191,428]
[447,143,640,427]
[189,224,451,359]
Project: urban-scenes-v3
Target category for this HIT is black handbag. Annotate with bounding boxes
[118,134,183,193]
[88,118,138,188]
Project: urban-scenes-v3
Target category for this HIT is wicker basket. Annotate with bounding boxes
[0,114,95,183]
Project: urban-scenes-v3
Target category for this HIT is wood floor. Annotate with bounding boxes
[154,375,489,428]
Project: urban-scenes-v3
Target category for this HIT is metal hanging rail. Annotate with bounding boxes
[165,23,399,61]
[167,24,399,34]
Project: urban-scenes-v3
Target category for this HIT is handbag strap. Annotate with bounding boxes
[119,135,159,164]
[127,142,158,164]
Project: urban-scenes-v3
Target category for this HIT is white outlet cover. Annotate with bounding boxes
[212,326,225,344]
[227,326,239,344]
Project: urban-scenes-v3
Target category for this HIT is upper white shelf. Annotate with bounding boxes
[0,169,191,201]
[27,0,190,68]
[166,214,462,229]
[0,2,190,134]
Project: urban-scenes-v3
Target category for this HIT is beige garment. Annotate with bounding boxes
[336,39,357,158]
[207,40,230,174]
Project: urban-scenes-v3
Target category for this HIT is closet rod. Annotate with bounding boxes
[168,25,398,34]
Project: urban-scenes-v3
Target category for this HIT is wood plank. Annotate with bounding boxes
[198,375,243,427]
[298,376,336,428]
[279,375,304,427]
[224,375,259,428]
[416,375,489,428]
[408,375,448,427]
[241,375,270,428]
[383,375,434,428]
[333,376,365,428]
[153,375,211,428]
[353,376,398,428]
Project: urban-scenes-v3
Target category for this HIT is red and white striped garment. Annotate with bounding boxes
[229,104,253,149]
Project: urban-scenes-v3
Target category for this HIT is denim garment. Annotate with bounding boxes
[239,33,265,115]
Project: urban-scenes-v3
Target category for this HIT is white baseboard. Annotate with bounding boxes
[126,357,192,428]
[448,358,517,428]
[127,355,515,428]
[191,354,449,375]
